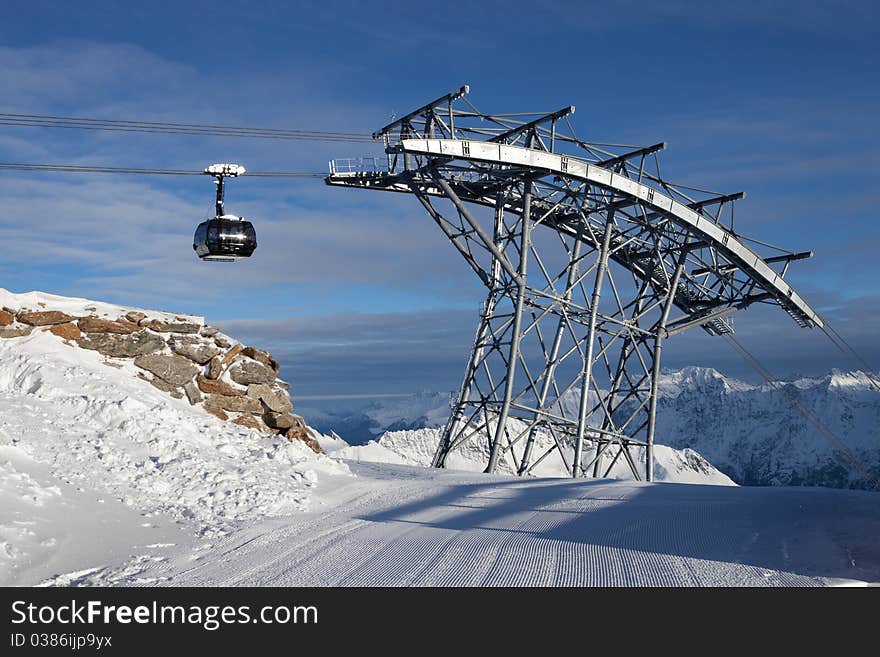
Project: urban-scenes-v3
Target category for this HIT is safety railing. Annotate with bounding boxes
[328,157,388,176]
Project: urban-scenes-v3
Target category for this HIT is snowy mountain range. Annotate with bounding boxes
[651,367,879,489]
[307,391,454,440]
[311,367,880,490]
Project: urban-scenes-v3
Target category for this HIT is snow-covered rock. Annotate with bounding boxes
[0,288,349,584]
[0,288,321,451]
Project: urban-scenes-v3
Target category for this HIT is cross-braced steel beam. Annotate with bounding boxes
[327,86,821,480]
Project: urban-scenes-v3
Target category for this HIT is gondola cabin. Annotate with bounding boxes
[193,215,257,261]
[194,163,256,262]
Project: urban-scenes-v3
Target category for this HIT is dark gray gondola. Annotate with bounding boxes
[194,163,257,261]
[193,215,257,261]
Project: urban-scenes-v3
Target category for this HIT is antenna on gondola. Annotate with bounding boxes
[193,163,257,262]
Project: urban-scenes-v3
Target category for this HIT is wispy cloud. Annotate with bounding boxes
[0,26,876,402]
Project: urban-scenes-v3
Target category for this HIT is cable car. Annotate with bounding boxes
[193,215,257,261]
[193,163,257,261]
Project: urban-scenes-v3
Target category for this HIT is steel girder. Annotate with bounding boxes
[326,86,820,480]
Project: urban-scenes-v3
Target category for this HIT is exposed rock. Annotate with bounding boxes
[171,340,220,365]
[286,426,323,454]
[143,319,200,334]
[246,383,292,413]
[17,310,75,326]
[232,414,267,432]
[205,357,223,380]
[147,376,183,399]
[118,318,142,330]
[196,374,244,397]
[219,343,242,366]
[183,380,202,406]
[77,316,137,334]
[263,411,295,430]
[49,322,81,341]
[204,394,262,414]
[229,360,275,386]
[133,354,199,386]
[4,296,311,443]
[204,406,229,421]
[241,346,279,373]
[0,326,33,338]
[77,331,165,358]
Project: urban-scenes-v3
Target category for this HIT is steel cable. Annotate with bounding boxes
[0,162,325,177]
[0,112,376,142]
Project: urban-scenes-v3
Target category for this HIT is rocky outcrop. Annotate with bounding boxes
[232,414,266,431]
[49,322,81,341]
[0,326,32,338]
[205,406,229,421]
[196,375,243,397]
[183,380,202,405]
[17,310,75,326]
[134,354,200,387]
[205,357,223,380]
[143,319,200,334]
[171,338,220,365]
[77,316,138,334]
[247,383,292,413]
[241,347,279,373]
[78,331,165,357]
[229,360,276,386]
[0,297,322,453]
[286,422,322,454]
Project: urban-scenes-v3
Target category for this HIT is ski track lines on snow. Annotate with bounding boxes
[114,463,880,586]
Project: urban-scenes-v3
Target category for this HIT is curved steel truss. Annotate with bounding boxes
[326,85,821,480]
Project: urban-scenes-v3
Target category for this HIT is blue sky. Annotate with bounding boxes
[0,1,877,402]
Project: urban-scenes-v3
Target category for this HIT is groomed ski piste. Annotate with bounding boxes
[1,289,878,587]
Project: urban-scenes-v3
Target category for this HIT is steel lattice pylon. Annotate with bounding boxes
[327,86,821,480]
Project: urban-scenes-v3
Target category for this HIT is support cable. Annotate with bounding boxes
[0,112,375,142]
[0,162,325,178]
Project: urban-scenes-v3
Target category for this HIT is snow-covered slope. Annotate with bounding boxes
[0,289,348,585]
[322,426,735,486]
[95,461,880,587]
